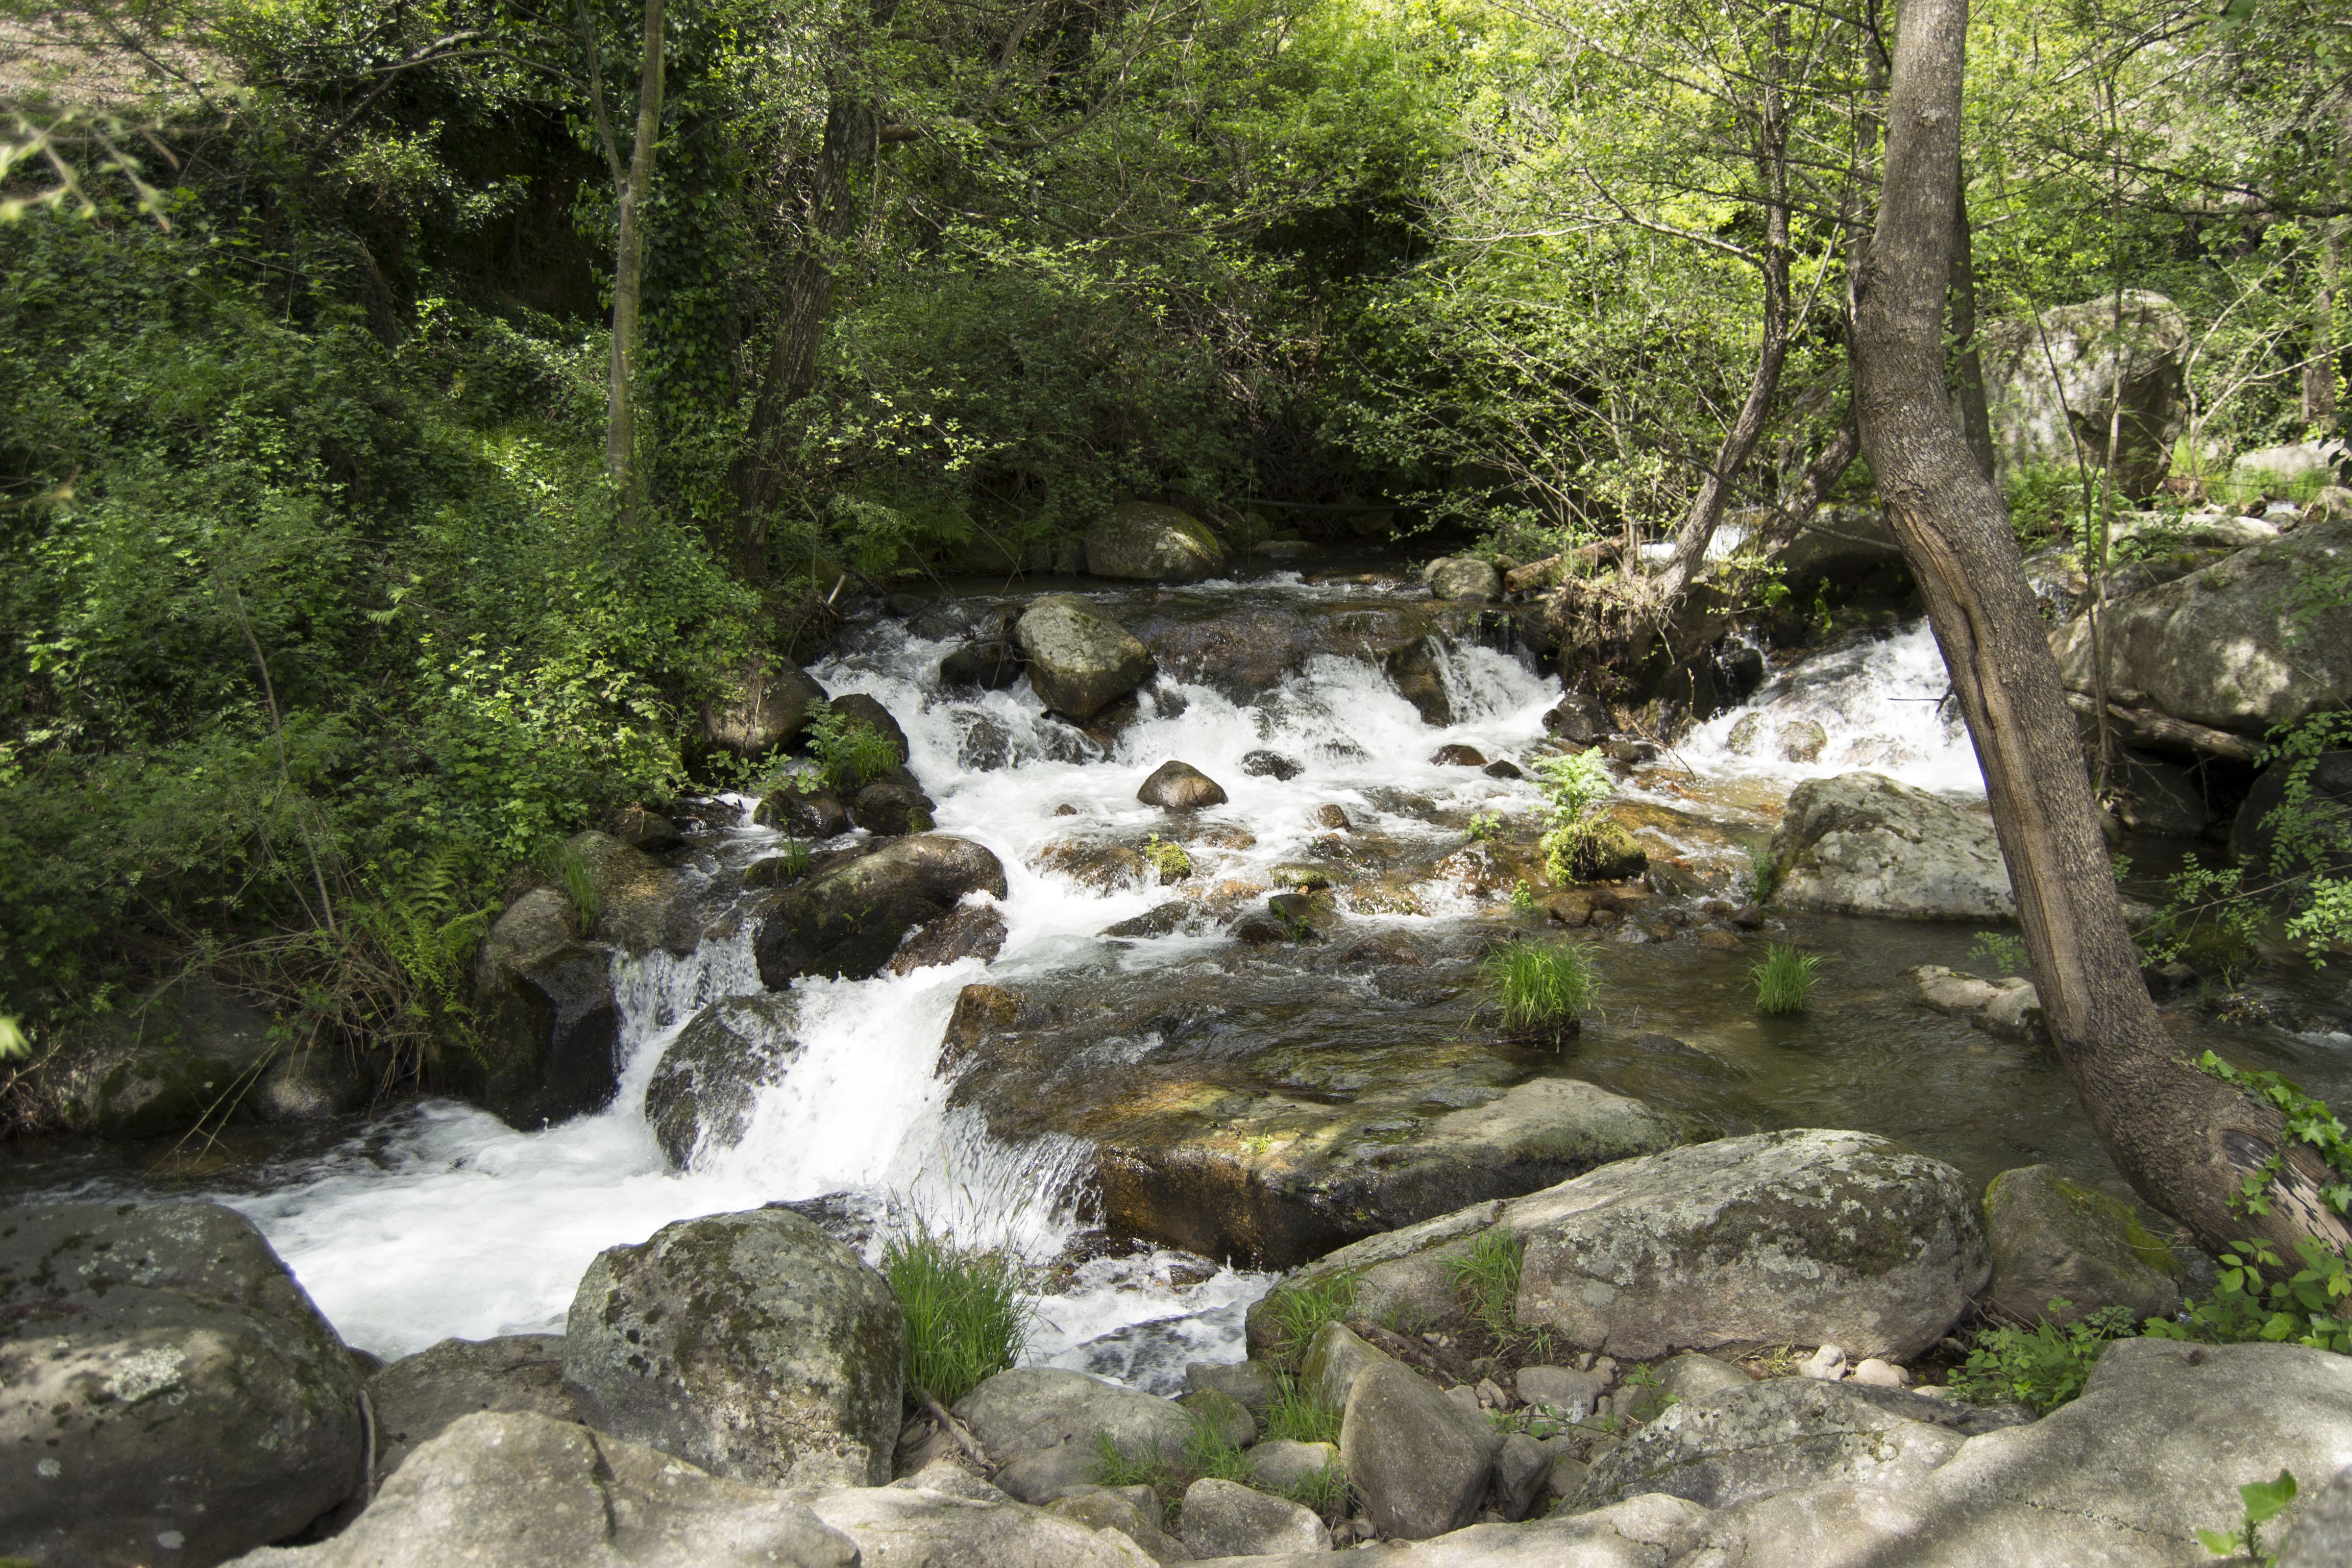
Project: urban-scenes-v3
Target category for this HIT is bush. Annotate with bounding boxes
[1484,941,1597,1033]
[1531,750,1618,882]
[1949,1300,2140,1413]
[2145,1236,2352,1354]
[881,1226,1033,1405]
[1751,943,1822,1015]
[807,702,903,794]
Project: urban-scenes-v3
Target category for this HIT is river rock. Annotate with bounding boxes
[644,993,803,1166]
[251,1045,369,1121]
[756,834,1009,985]
[846,767,936,836]
[1243,750,1304,779]
[1180,1386,1258,1450]
[562,1207,903,1489]
[228,1411,859,1568]
[941,639,1024,691]
[1981,290,2188,499]
[1187,1358,1282,1417]
[366,1334,585,1485]
[42,980,281,1139]
[952,1368,1195,1504]
[1517,1364,1606,1420]
[463,886,621,1126]
[1017,596,1156,720]
[1770,772,2015,920]
[1654,1352,1755,1403]
[1424,557,1503,602]
[804,1481,1159,1566]
[755,780,852,840]
[1341,1360,1503,1540]
[886,900,1008,975]
[1032,835,1151,891]
[1576,1377,1972,1512]
[2231,437,2348,498]
[1248,1438,1342,1491]
[826,692,912,767]
[2049,517,2352,737]
[568,828,699,955]
[1179,1477,1329,1555]
[1,1200,364,1568]
[1047,1489,1190,1563]
[1385,640,1454,724]
[1678,1338,2352,1566]
[1086,501,1229,582]
[1981,1164,2182,1326]
[700,655,828,761]
[2280,1463,2352,1568]
[1300,1320,1393,1411]
[1139,760,1230,810]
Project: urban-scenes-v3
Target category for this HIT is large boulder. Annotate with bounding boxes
[1981,290,2189,499]
[801,1481,1159,1566]
[1678,1338,2352,1566]
[755,835,1008,987]
[1,1201,365,1568]
[949,1367,1195,1504]
[1424,557,1503,602]
[1340,1360,1503,1540]
[700,655,828,762]
[2229,438,2348,500]
[1770,772,2014,921]
[561,1208,904,1489]
[1981,1165,2182,1326]
[42,981,280,1139]
[1085,501,1229,582]
[1016,596,1156,721]
[366,1334,585,1486]
[2280,1463,2352,1568]
[462,886,621,1128]
[228,1411,859,1568]
[1509,1130,1987,1361]
[567,829,699,956]
[644,993,804,1167]
[2049,518,2352,737]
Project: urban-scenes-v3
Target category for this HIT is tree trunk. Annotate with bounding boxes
[604,0,665,497]
[1851,0,2346,1260]
[1947,164,1994,481]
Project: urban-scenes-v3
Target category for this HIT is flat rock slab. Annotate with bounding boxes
[805,1480,1159,1565]
[1186,1492,1708,1566]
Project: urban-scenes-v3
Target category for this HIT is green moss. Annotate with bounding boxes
[2051,1174,2184,1281]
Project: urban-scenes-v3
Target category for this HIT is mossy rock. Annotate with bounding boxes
[1981,1164,2182,1326]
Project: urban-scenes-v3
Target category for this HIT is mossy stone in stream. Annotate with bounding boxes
[644,994,805,1167]
[1981,1165,2183,1325]
[754,835,1007,985]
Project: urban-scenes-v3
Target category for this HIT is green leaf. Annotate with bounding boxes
[2241,1469,2297,1526]
[2195,1527,2238,1556]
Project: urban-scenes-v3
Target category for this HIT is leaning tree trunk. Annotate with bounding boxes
[1851,0,2347,1259]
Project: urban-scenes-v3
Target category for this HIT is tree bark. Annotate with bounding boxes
[1947,163,1994,481]
[1851,0,2346,1260]
[581,0,666,500]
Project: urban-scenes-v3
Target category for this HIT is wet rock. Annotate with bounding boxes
[1187,1359,1282,1418]
[1139,761,1230,810]
[252,1045,370,1122]
[940,984,1026,1073]
[645,993,804,1166]
[699,655,827,762]
[1575,1377,1970,1512]
[1771,772,2014,921]
[756,835,1009,985]
[2050,517,2352,736]
[951,1368,1194,1504]
[1542,694,1612,746]
[846,766,936,836]
[1301,1321,1394,1412]
[940,639,1024,691]
[805,1481,1155,1567]
[1912,964,2042,1041]
[1314,804,1352,829]
[755,781,851,840]
[562,1208,903,1488]
[1776,719,1828,763]
[1385,642,1454,725]
[612,805,684,854]
[1242,750,1304,780]
[1982,1164,2182,1326]
[464,886,621,1128]
[234,1411,859,1568]
[887,902,1008,975]
[569,829,699,955]
[825,692,912,766]
[1508,1129,1987,1361]
[1569,818,1649,883]
[1179,1477,1328,1555]
[1016,596,1156,721]
[1103,902,1198,939]
[1086,501,1229,582]
[1341,1361,1502,1540]
[1431,744,1487,766]
[367,1334,585,1486]
[2,1200,364,1568]
[1424,557,1503,602]
[1033,836,1151,892]
[1482,759,1523,779]
[1248,1438,1342,1492]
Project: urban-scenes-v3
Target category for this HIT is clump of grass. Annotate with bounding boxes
[1279,1460,1354,1521]
[1751,943,1823,1016]
[548,842,601,936]
[807,700,903,793]
[1444,1228,1526,1338]
[1261,1272,1358,1366]
[1484,940,1598,1034]
[881,1226,1033,1405]
[1262,1376,1343,1446]
[1143,834,1193,881]
[1091,1431,1175,1492]
[773,838,813,880]
[1183,1408,1252,1483]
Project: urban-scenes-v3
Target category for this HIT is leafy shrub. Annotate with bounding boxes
[1970,930,2027,976]
[881,1226,1033,1405]
[1465,812,1504,842]
[1949,1300,2140,1413]
[1509,877,1536,912]
[1445,1228,1525,1338]
[807,702,903,794]
[1751,943,1822,1015]
[1483,941,1597,1033]
[1532,750,1618,882]
[1746,844,1780,906]
[2146,1237,2352,1354]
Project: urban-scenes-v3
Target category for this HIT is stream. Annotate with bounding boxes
[9,561,2352,1392]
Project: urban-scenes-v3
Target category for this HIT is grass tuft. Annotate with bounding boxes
[1751,942,1822,1016]
[1444,1228,1526,1338]
[1484,940,1597,1033]
[1262,1375,1342,1446]
[881,1224,1032,1405]
[1261,1272,1358,1366]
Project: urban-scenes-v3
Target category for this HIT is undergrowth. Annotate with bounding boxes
[881,1226,1033,1405]
[1446,1229,1526,1339]
[1262,1376,1342,1446]
[1259,1273,1358,1367]
[1950,1300,2140,1413]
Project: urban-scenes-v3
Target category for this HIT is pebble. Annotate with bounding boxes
[1797,1344,1849,1382]
[1477,1377,1510,1410]
[1850,1358,1909,1388]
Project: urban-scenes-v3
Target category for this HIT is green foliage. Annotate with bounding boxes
[1261,1273,1359,1366]
[1533,751,1620,883]
[1089,1431,1173,1492]
[2146,1237,2352,1355]
[881,1225,1033,1405]
[2197,1469,2297,1563]
[2195,1054,2352,1222]
[1751,944,1822,1016]
[1950,1301,2140,1414]
[1444,1228,1525,1339]
[549,845,602,938]
[1143,835,1194,882]
[1278,1458,1354,1520]
[1262,1376,1343,1446]
[1509,878,1536,913]
[0,1018,26,1061]
[1483,941,1598,1034]
[1970,931,2028,976]
[2140,856,2267,991]
[806,702,902,795]
[1465,812,1504,842]
[1746,845,1780,907]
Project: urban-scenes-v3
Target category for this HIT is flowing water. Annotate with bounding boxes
[10,564,2352,1389]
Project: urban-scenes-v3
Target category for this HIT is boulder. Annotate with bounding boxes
[1575,1377,1972,1512]
[2049,518,2352,736]
[1516,1364,1606,1421]
[756,834,1009,986]
[1981,1165,2182,1326]
[1086,501,1229,582]
[1424,557,1503,602]
[561,1208,903,1489]
[1016,596,1156,720]
[886,901,1008,975]
[1543,694,1612,746]
[1981,290,2188,499]
[1,1201,364,1568]
[755,781,852,841]
[567,829,698,955]
[1507,1130,1987,1361]
[700,655,827,761]
[1770,772,2014,921]
[941,639,1025,691]
[1047,1489,1192,1563]
[826,692,912,768]
[1432,744,1487,766]
[1139,761,1230,810]
[611,805,684,854]
[462,886,620,1127]
[1652,1352,1754,1404]
[1180,1387,1257,1449]
[2233,745,2352,875]
[845,766,937,836]
[366,1334,585,1485]
[1178,1477,1329,1555]
[1247,1438,1342,1492]
[1679,1339,2352,1566]
[1031,836,1152,892]
[951,1367,1195,1505]
[1300,1321,1393,1412]
[251,1045,369,1121]
[43,980,281,1139]
[1186,1360,1282,1418]
[1491,1431,1552,1521]
[1266,1493,1707,1566]
[2280,1463,2352,1568]
[2230,437,2348,498]
[644,993,804,1167]
[1385,641,1454,725]
[803,1481,1159,1566]
[1339,1360,1503,1540]
[1242,750,1304,780]
[227,1411,859,1568]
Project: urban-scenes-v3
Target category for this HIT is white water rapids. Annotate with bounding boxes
[179,580,1980,1388]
